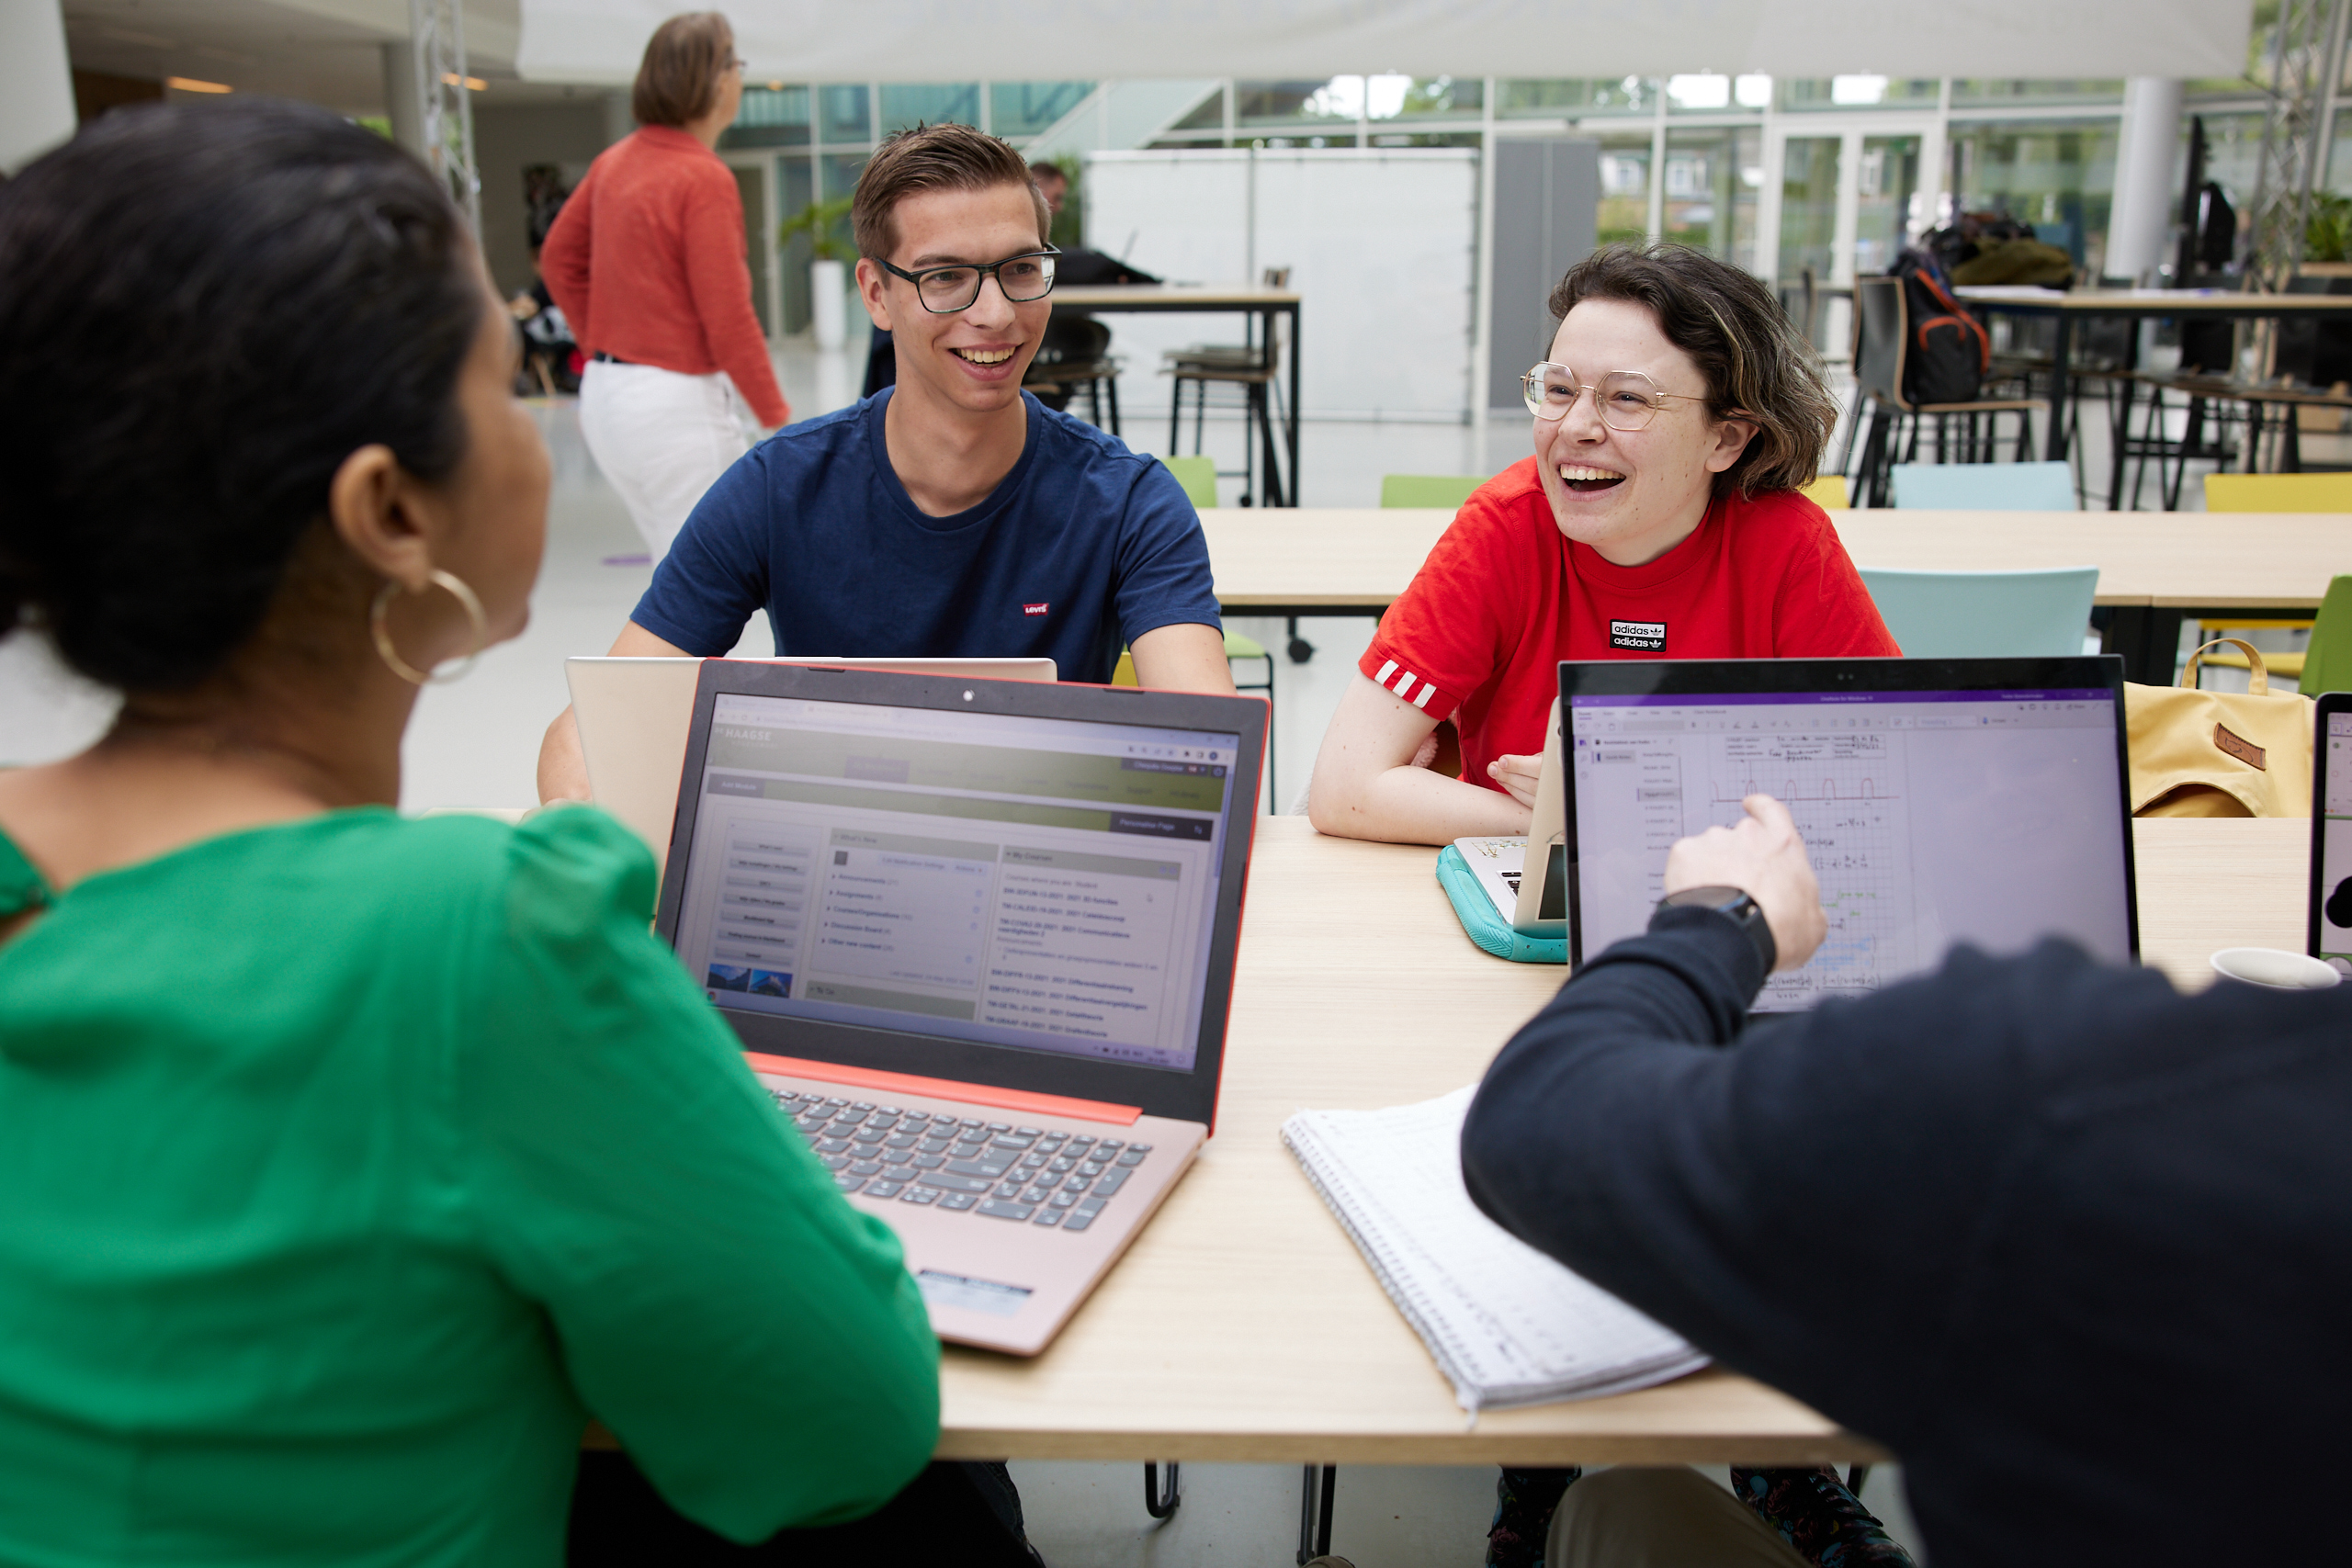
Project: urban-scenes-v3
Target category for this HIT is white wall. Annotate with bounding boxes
[1,0,76,175]
[1084,148,1477,422]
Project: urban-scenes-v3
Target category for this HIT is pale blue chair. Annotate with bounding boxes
[1888,460,2077,511]
[1858,567,2101,658]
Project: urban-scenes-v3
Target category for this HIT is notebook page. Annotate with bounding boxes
[1283,1087,1706,1413]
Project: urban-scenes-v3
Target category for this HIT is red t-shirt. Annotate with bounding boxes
[541,127,790,427]
[1359,457,1899,792]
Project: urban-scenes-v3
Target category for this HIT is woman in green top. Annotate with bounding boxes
[0,101,963,1565]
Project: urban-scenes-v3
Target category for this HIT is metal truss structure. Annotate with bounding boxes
[411,0,481,239]
[2248,0,2352,292]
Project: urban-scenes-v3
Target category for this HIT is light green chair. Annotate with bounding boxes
[1160,456,1273,810]
[1379,473,1486,510]
[1857,567,2100,658]
[2288,575,2352,695]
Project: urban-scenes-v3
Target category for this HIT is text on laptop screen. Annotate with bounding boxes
[671,693,1244,1071]
[1570,687,2131,1010]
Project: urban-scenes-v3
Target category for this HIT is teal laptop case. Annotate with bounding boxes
[1434,844,1567,964]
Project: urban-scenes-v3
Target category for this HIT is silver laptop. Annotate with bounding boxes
[1451,698,1569,935]
[568,656,1056,877]
[654,660,1266,1355]
[1559,657,2137,1010]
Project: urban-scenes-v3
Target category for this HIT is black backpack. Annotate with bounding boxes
[1889,250,1989,405]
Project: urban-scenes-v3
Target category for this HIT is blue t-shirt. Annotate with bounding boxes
[629,389,1221,684]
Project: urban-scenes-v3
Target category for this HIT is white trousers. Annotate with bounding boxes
[578,358,756,560]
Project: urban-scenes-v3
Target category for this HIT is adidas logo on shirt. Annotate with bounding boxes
[1372,659,1436,709]
[1610,619,1666,651]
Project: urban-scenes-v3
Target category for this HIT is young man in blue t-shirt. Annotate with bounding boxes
[537,122,1232,802]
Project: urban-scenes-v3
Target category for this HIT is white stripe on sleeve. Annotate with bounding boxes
[1413,683,1434,709]
[1394,672,1417,699]
[1374,660,1398,686]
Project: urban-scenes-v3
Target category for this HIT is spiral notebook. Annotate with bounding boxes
[1281,1087,1707,1414]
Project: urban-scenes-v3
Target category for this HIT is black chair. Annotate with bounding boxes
[1161,339,1289,507]
[1023,314,1123,435]
[1844,276,2050,507]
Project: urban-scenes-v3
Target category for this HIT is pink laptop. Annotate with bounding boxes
[653,660,1267,1355]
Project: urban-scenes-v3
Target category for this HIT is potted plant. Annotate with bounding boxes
[778,195,854,349]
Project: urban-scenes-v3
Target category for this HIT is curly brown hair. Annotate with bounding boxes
[1547,243,1836,497]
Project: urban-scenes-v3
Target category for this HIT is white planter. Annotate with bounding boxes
[811,257,847,350]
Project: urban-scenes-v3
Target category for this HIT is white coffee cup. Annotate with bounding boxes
[2210,947,2344,990]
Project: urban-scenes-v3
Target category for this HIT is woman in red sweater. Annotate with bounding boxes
[1308,243,1898,846]
[542,12,788,560]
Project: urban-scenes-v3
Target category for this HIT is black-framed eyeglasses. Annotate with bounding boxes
[1521,363,1708,429]
[880,247,1060,314]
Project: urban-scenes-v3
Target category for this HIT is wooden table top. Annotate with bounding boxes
[1956,287,2352,316]
[1052,286,1300,309]
[934,816,2305,1462]
[1200,508,2350,612]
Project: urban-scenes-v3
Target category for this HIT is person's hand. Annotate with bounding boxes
[1662,795,1826,971]
[1486,752,1543,808]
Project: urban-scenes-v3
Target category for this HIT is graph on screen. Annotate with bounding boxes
[1708,730,1915,1003]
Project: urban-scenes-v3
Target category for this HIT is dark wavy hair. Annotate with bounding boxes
[1549,243,1838,497]
[0,98,481,693]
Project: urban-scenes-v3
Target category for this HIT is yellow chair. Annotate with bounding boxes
[1801,474,1849,510]
[2195,473,2352,682]
[2202,472,2352,513]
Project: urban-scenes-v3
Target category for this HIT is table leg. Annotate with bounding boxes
[1284,303,1302,508]
[2106,375,2135,510]
[2045,315,2075,462]
[2101,606,2186,684]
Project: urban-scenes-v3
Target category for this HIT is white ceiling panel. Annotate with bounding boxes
[518,0,2252,87]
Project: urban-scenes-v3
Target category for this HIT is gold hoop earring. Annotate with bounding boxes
[370,568,489,685]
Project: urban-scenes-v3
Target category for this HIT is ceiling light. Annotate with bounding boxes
[441,72,488,91]
[165,76,232,94]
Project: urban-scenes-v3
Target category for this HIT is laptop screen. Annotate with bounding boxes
[2316,711,2352,974]
[1565,660,2134,1012]
[668,690,1245,1073]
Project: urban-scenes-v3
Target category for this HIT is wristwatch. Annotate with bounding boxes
[1656,886,1777,976]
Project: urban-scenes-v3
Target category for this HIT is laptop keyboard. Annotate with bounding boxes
[768,1089,1149,1234]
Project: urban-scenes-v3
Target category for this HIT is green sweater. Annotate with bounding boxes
[0,806,938,1566]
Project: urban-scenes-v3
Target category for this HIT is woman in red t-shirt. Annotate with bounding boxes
[1309,243,1898,845]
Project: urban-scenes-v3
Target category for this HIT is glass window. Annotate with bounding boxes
[986,81,1092,139]
[1949,118,2121,276]
[1236,79,1363,127]
[1775,77,1939,111]
[777,155,815,334]
[1375,75,1483,119]
[1779,135,1840,281]
[1663,127,1760,269]
[726,85,809,149]
[1598,134,1653,246]
[1366,130,1485,148]
[1950,80,2123,107]
[820,85,870,144]
[1497,78,1659,118]
[1170,87,1225,131]
[1856,134,1924,276]
[879,84,979,135]
[1666,74,1767,116]
[821,152,869,207]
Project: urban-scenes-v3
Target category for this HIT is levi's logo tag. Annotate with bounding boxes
[1023,602,1050,617]
[1610,618,1666,651]
[2214,723,2267,770]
